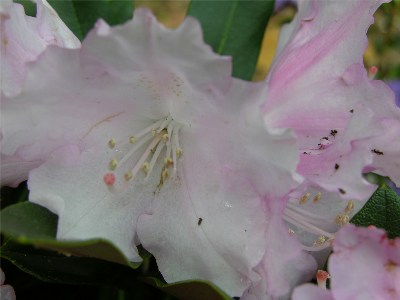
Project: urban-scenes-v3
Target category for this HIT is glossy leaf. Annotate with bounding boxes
[351,184,400,238]
[47,0,134,40]
[188,0,274,80]
[141,277,232,300]
[0,202,139,268]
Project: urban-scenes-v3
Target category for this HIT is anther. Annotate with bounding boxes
[335,213,350,226]
[162,133,169,143]
[129,136,137,144]
[164,157,173,168]
[142,162,150,175]
[162,169,169,181]
[108,138,116,149]
[124,171,133,181]
[299,193,311,204]
[103,173,116,186]
[313,235,326,246]
[109,159,118,171]
[312,192,322,203]
[176,148,183,158]
[288,228,295,235]
[345,200,354,214]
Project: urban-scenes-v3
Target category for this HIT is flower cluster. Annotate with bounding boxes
[1,0,399,299]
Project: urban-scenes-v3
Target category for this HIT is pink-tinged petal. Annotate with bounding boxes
[292,284,334,300]
[36,0,80,49]
[0,154,42,187]
[137,79,301,297]
[0,268,16,300]
[329,224,400,300]
[83,9,232,93]
[0,0,80,97]
[28,145,153,262]
[262,0,399,200]
[242,199,317,300]
[2,8,303,296]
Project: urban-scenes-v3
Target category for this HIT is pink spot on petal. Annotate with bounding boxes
[103,173,116,186]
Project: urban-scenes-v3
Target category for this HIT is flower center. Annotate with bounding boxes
[284,192,355,251]
[103,116,183,189]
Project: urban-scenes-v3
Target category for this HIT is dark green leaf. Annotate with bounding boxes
[0,241,139,287]
[48,0,135,40]
[13,0,36,17]
[141,277,232,300]
[351,184,400,238]
[188,0,274,80]
[0,202,139,267]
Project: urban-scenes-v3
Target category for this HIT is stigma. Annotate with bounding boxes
[103,116,183,189]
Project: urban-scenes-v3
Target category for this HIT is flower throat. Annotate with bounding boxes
[103,116,183,189]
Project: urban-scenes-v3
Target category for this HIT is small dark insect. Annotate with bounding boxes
[322,136,329,140]
[335,163,340,170]
[350,109,354,113]
[330,129,338,137]
[371,149,384,155]
[338,188,346,194]
[198,218,203,226]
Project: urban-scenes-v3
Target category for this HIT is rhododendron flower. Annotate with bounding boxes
[293,224,400,300]
[0,0,80,97]
[262,0,400,201]
[0,9,302,297]
[242,186,365,300]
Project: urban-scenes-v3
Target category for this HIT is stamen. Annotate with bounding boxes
[124,171,133,181]
[299,193,311,204]
[335,213,350,226]
[312,192,322,203]
[129,136,137,144]
[108,138,116,149]
[142,162,150,175]
[344,200,354,214]
[176,148,183,158]
[109,159,118,171]
[313,235,326,246]
[283,210,335,239]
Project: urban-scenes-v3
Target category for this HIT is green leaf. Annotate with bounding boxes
[0,241,144,288]
[141,277,232,300]
[48,0,135,40]
[188,0,274,80]
[350,184,400,238]
[14,0,36,17]
[0,202,139,268]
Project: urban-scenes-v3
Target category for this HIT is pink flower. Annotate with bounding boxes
[293,224,400,300]
[0,0,80,97]
[1,9,301,297]
[262,0,400,201]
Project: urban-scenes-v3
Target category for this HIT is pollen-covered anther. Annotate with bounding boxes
[313,235,327,247]
[162,133,169,143]
[129,136,137,144]
[108,138,116,149]
[164,157,173,168]
[335,213,350,226]
[109,159,118,171]
[162,169,169,181]
[124,171,133,181]
[103,173,116,186]
[344,200,354,214]
[313,192,322,203]
[316,270,330,290]
[299,193,311,204]
[142,162,150,175]
[176,148,183,158]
